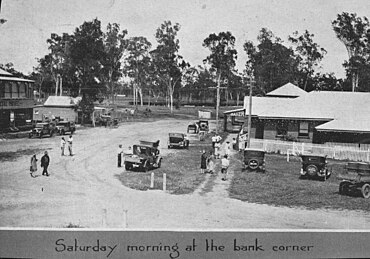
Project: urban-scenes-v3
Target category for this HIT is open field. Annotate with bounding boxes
[1,118,370,229]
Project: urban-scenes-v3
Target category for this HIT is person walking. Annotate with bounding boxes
[214,141,221,159]
[60,137,66,156]
[30,154,37,178]
[221,155,230,181]
[200,150,208,174]
[224,141,231,157]
[41,151,50,176]
[207,151,215,174]
[117,144,123,167]
[67,135,73,156]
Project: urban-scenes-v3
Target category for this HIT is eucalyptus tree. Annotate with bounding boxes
[203,31,237,124]
[102,23,127,104]
[124,36,152,106]
[289,30,327,90]
[151,20,184,113]
[332,12,370,91]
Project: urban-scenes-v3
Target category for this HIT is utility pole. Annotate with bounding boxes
[246,78,255,148]
[209,73,226,134]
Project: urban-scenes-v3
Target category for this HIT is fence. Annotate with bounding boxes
[249,138,370,162]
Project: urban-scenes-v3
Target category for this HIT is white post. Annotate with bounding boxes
[123,209,128,229]
[333,148,336,159]
[163,173,167,192]
[287,150,290,162]
[367,149,370,162]
[150,172,154,189]
[301,143,304,154]
[102,208,107,227]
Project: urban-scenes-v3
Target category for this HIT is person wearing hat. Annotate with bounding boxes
[41,151,50,176]
[200,150,208,174]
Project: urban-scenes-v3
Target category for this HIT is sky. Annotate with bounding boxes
[1,0,370,78]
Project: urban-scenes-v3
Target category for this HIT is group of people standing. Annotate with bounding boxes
[29,151,50,177]
[201,135,232,181]
[60,135,73,156]
[29,134,74,178]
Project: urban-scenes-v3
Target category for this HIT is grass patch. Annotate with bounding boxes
[0,148,52,162]
[229,153,370,212]
[115,132,226,194]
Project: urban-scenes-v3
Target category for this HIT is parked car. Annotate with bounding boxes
[338,162,370,198]
[124,140,162,172]
[187,123,199,134]
[29,122,57,138]
[300,154,331,180]
[243,148,266,172]
[168,133,189,149]
[198,120,209,132]
[56,121,76,135]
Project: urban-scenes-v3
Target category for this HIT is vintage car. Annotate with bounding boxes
[124,140,162,172]
[29,122,57,138]
[56,121,76,135]
[338,162,370,198]
[198,120,209,132]
[187,123,199,134]
[243,148,266,172]
[168,133,189,149]
[300,154,331,180]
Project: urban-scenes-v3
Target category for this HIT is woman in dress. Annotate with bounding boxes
[30,154,37,177]
[207,151,215,174]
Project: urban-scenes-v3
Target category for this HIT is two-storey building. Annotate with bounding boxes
[0,68,35,131]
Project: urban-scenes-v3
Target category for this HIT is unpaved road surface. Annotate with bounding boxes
[1,119,370,229]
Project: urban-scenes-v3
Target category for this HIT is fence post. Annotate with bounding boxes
[333,148,336,159]
[163,173,167,192]
[287,150,290,162]
[301,143,304,154]
[150,172,154,188]
[123,209,128,229]
[102,208,107,227]
[367,149,370,162]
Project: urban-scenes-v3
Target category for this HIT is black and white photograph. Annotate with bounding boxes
[1,0,370,258]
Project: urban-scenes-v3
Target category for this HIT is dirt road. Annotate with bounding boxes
[1,119,370,229]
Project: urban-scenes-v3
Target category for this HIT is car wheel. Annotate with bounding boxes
[361,184,370,199]
[143,160,150,172]
[125,163,131,171]
[339,181,349,195]
[168,145,171,149]
[29,133,32,138]
[306,165,318,177]
[60,130,64,135]
[248,159,259,170]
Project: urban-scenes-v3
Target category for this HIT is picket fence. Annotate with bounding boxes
[249,138,370,162]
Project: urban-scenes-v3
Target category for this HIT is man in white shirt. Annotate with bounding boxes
[221,155,230,181]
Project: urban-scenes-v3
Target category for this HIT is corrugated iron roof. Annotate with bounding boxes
[266,82,307,97]
[0,68,13,76]
[0,76,34,83]
[43,96,81,107]
[242,90,370,132]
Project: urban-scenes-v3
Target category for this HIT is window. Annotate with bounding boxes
[4,82,11,98]
[11,82,18,98]
[299,122,309,138]
[19,83,26,98]
[276,121,288,136]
